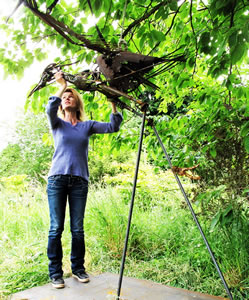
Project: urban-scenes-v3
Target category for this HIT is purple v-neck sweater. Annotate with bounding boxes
[46,96,123,181]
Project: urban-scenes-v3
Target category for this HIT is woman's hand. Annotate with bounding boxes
[54,71,67,88]
[54,71,67,98]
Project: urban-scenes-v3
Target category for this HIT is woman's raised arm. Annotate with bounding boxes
[54,71,67,98]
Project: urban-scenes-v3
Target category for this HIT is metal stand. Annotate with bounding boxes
[117,109,147,299]
[116,118,233,300]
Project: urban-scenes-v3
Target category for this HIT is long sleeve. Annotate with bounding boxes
[46,96,62,129]
[46,99,123,181]
[89,112,123,135]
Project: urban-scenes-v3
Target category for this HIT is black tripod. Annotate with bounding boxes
[115,106,233,300]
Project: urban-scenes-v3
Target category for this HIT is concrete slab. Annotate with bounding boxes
[11,273,227,300]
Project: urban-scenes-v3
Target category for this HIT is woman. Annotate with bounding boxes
[46,71,123,288]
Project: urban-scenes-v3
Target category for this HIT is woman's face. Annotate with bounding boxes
[61,92,77,111]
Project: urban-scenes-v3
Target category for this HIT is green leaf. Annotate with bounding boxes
[169,0,178,11]
[184,34,190,44]
[228,31,237,49]
[147,32,154,48]
[242,26,249,43]
[210,147,217,158]
[137,26,145,38]
[180,2,189,18]
[79,0,87,10]
[243,188,249,195]
[151,30,165,42]
[93,0,102,13]
[155,7,164,20]
[154,167,160,174]
[215,0,225,10]
[210,212,221,230]
[92,102,98,109]
[31,98,38,113]
[42,133,53,146]
[78,51,86,63]
[200,32,210,47]
[235,86,243,99]
[225,78,232,90]
[86,52,94,64]
[220,206,233,226]
[244,136,249,154]
[46,0,55,7]
[240,121,249,137]
[231,43,245,64]
[217,38,226,57]
[139,33,147,49]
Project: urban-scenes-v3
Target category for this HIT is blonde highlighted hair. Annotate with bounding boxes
[59,88,85,121]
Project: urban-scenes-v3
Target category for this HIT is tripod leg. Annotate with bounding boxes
[152,125,233,300]
[116,111,147,299]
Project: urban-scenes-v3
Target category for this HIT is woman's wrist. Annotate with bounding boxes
[111,102,117,114]
[55,85,67,98]
[54,71,67,98]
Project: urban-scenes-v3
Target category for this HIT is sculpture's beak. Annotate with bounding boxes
[28,63,60,97]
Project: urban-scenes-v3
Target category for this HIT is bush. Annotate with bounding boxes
[0,112,53,183]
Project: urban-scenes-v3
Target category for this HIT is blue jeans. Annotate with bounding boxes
[46,175,88,279]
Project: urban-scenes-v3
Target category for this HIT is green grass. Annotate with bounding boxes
[0,170,248,300]
[0,185,49,296]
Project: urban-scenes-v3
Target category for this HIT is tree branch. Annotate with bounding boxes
[229,0,237,28]
[147,1,185,56]
[122,0,168,38]
[25,2,109,54]
[143,0,154,15]
[87,0,110,50]
[165,1,186,37]
[103,0,113,32]
[26,0,38,9]
[190,0,198,76]
[131,36,140,53]
[228,63,233,105]
[46,0,59,14]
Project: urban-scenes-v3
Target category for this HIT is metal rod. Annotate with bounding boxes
[99,83,144,105]
[152,124,233,300]
[116,110,147,299]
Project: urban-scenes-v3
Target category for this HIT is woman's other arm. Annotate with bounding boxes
[90,100,123,134]
[111,101,117,114]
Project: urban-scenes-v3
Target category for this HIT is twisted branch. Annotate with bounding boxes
[25,1,108,54]
[122,1,167,38]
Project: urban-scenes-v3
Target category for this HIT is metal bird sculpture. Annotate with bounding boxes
[28,49,185,99]
[6,0,26,23]
[28,63,144,116]
[28,63,98,97]
[96,51,185,93]
[10,0,185,113]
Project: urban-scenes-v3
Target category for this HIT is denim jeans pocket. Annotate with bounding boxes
[74,178,88,192]
[79,177,88,185]
[47,175,61,189]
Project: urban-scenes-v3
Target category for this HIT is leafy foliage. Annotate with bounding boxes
[0,112,54,183]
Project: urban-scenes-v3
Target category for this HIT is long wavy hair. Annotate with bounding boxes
[59,88,85,121]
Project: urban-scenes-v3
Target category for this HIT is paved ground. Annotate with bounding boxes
[11,273,227,300]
